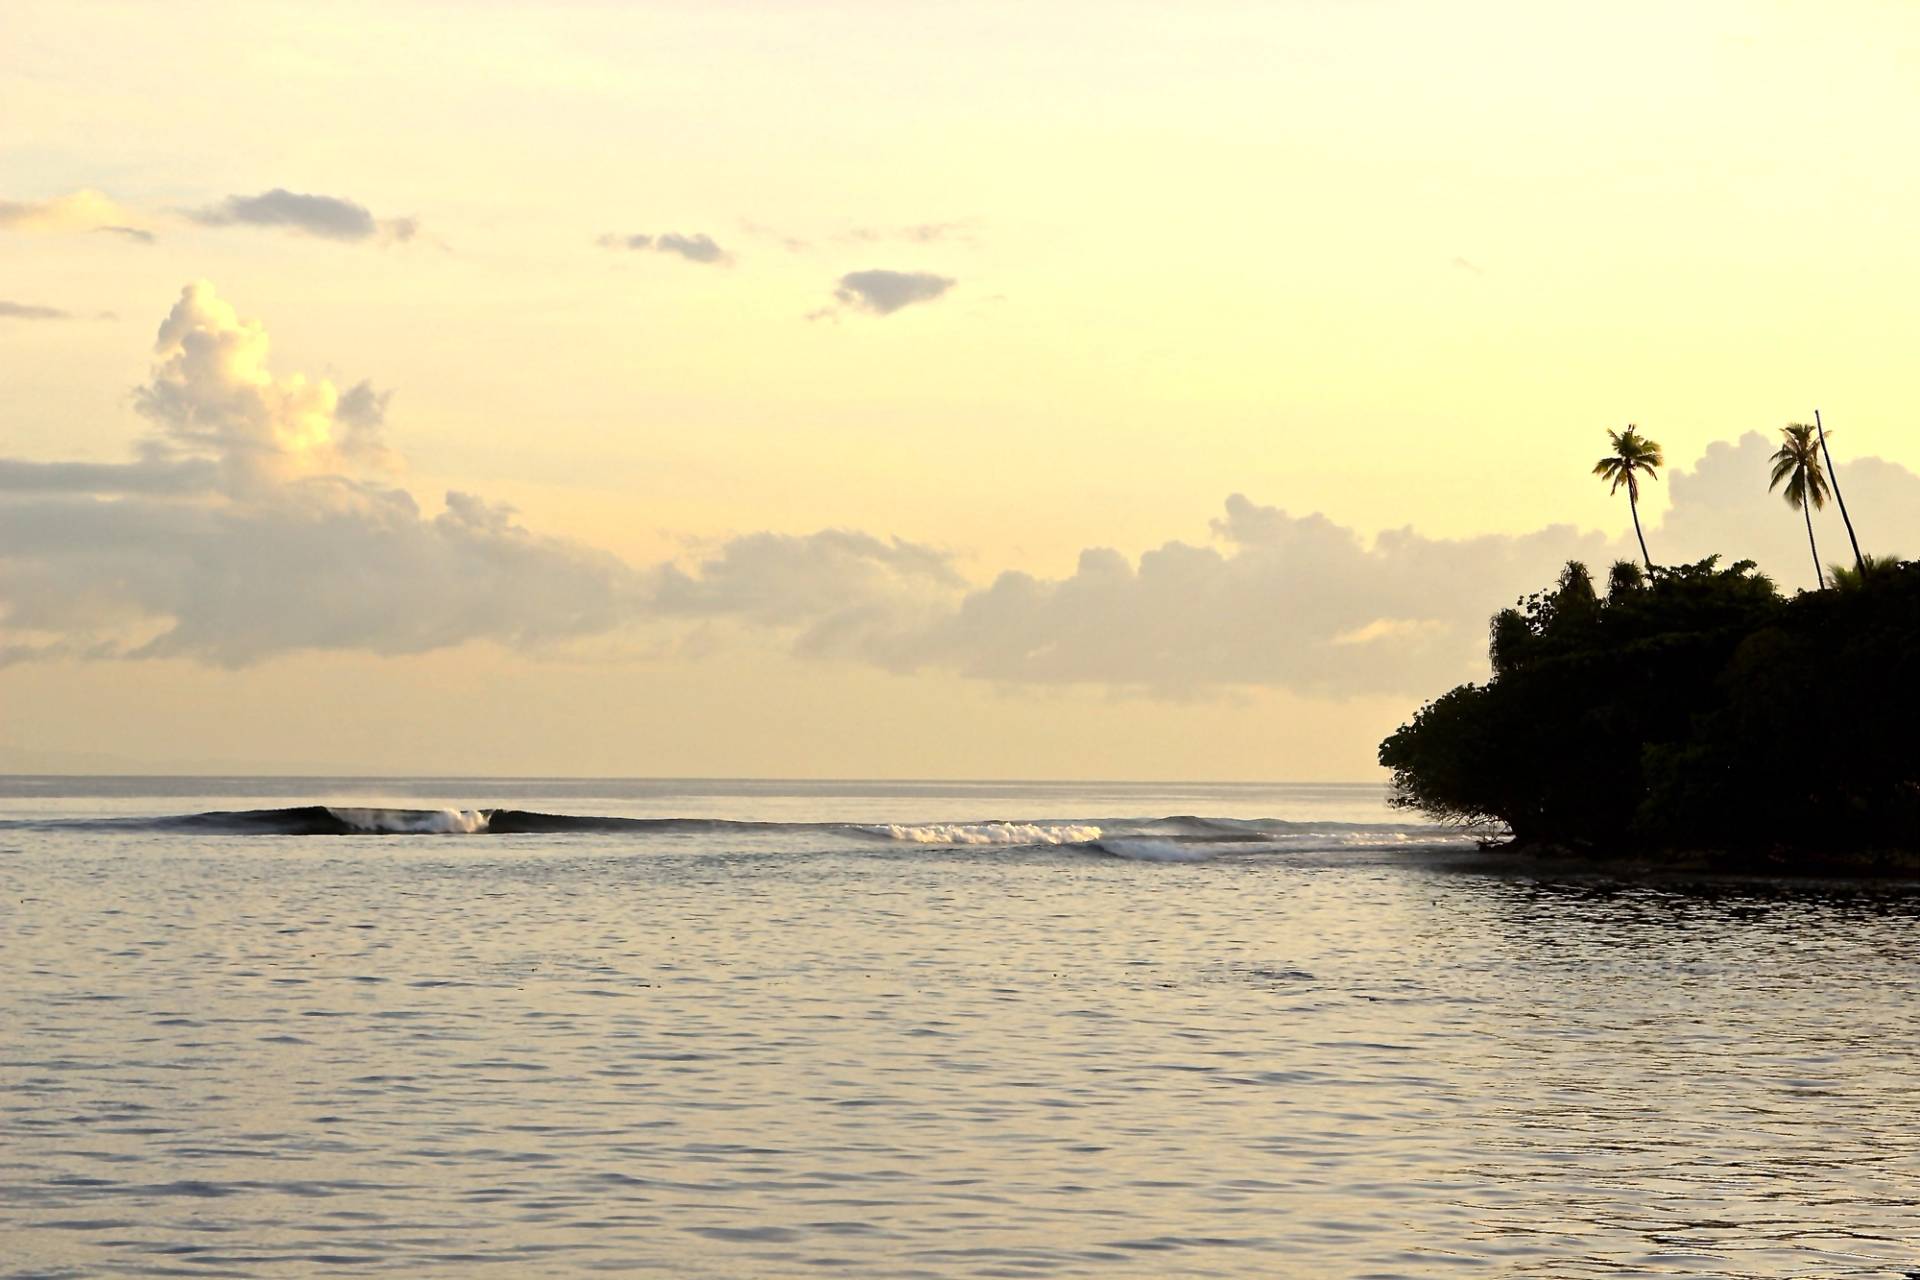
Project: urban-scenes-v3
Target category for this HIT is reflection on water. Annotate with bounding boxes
[2,781,1917,1278]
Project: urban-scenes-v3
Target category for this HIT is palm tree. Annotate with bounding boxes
[1769,423,1832,590]
[1812,410,1865,573]
[1592,426,1663,571]
[1828,552,1903,592]
[1606,560,1645,599]
[1552,560,1600,627]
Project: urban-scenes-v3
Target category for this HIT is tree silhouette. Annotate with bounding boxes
[1769,422,1832,589]
[1592,426,1664,571]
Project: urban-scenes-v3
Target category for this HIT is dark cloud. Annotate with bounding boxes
[598,230,730,264]
[0,301,70,320]
[830,269,956,316]
[189,189,416,243]
[96,225,157,245]
[656,232,725,263]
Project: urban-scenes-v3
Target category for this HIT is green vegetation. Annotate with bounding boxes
[1382,419,1918,865]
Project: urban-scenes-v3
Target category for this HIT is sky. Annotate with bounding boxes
[4,0,1920,779]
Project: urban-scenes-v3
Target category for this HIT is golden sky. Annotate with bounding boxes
[4,1,1919,778]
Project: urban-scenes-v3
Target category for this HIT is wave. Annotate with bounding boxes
[327,807,489,834]
[858,822,1104,846]
[4,807,813,837]
[1,806,1472,858]
[1091,837,1217,863]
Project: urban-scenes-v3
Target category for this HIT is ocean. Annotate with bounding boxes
[2,776,1916,1278]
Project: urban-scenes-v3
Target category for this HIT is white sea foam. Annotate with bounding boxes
[328,807,491,834]
[868,822,1103,846]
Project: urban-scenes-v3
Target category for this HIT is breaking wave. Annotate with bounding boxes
[860,822,1104,846]
[327,807,490,834]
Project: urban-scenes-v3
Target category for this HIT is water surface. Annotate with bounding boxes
[3,777,1916,1277]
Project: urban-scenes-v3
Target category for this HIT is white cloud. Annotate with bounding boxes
[653,528,963,667]
[131,282,399,489]
[895,497,1613,697]
[0,189,149,237]
[7,288,1919,692]
[1331,618,1452,647]
[0,284,642,666]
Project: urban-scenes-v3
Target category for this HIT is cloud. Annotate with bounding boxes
[336,380,393,430]
[0,189,148,236]
[738,220,812,252]
[844,221,977,246]
[638,445,1920,698]
[828,269,956,317]
[654,529,963,664]
[0,485,641,666]
[598,230,730,264]
[1650,428,1920,590]
[621,494,1612,698]
[189,188,416,243]
[0,284,639,666]
[740,220,978,253]
[9,293,1919,692]
[0,459,217,495]
[130,281,400,487]
[0,301,71,321]
[897,499,1613,697]
[96,225,157,245]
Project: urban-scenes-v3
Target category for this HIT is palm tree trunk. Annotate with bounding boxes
[1629,490,1652,571]
[1814,409,1864,572]
[1803,500,1825,590]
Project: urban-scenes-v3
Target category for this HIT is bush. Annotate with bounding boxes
[1379,557,1920,857]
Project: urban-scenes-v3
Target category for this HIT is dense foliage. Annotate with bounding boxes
[1379,556,1920,857]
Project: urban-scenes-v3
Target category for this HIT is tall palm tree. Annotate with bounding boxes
[1592,426,1663,571]
[1769,422,1832,590]
[1812,409,1865,573]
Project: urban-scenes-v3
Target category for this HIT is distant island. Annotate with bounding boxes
[1380,420,1919,872]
